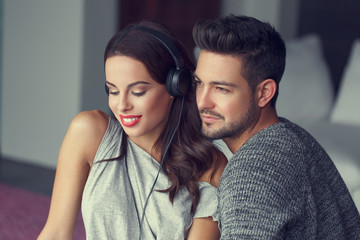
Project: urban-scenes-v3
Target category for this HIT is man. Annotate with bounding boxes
[193,15,360,239]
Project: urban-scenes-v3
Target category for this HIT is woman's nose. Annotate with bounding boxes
[117,93,132,112]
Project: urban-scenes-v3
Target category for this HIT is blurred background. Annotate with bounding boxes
[1,0,360,198]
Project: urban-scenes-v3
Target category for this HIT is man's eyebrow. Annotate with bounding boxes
[211,81,237,87]
[192,72,200,80]
[105,81,150,88]
[192,73,236,87]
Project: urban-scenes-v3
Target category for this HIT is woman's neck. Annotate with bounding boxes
[128,136,162,162]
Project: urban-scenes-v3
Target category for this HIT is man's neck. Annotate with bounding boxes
[224,108,279,153]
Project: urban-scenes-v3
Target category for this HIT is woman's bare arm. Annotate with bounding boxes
[187,217,220,240]
[187,152,227,239]
[37,110,108,240]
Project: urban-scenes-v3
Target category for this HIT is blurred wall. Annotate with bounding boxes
[1,0,116,168]
[221,0,300,39]
[81,0,117,111]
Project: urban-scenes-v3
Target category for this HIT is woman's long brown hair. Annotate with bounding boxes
[103,21,222,214]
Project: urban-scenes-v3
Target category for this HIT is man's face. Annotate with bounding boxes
[194,50,259,142]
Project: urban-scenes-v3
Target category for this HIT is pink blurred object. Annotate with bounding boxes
[0,183,85,240]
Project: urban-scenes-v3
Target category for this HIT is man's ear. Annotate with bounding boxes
[255,79,277,108]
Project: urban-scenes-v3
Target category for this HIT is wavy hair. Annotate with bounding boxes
[104,21,222,214]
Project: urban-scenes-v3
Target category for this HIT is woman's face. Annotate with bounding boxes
[105,55,173,148]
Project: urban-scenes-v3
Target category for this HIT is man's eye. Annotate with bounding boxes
[193,80,203,87]
[216,87,229,93]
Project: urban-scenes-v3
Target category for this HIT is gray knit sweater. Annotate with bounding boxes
[218,118,360,239]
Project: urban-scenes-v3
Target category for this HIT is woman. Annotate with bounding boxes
[37,21,227,239]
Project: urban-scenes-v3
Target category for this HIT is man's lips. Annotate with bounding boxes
[201,114,221,123]
[119,115,142,127]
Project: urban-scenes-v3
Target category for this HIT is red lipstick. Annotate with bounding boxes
[119,115,142,127]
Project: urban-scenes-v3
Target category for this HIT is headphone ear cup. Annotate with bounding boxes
[166,67,192,98]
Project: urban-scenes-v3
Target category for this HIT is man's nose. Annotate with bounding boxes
[196,87,214,110]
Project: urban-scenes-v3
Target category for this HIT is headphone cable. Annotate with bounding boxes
[138,96,185,240]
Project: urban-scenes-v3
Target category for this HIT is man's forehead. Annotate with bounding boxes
[194,53,243,88]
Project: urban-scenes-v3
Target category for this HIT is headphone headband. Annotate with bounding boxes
[135,26,185,69]
[105,25,192,98]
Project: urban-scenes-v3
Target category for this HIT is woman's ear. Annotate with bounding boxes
[255,79,277,108]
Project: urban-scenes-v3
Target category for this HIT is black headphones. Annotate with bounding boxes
[105,26,192,98]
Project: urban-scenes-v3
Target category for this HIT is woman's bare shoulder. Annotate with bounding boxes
[64,110,110,164]
[70,110,109,134]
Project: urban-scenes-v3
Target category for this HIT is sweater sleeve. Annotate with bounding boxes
[218,132,306,239]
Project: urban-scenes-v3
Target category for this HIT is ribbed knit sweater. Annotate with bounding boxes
[218,118,360,239]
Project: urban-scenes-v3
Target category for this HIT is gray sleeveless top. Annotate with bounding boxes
[82,117,219,239]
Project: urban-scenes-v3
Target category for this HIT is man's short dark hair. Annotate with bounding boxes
[193,15,286,106]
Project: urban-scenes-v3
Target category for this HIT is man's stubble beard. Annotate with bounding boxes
[200,98,258,140]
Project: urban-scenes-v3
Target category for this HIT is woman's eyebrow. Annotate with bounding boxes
[127,81,150,88]
[105,81,116,87]
[105,81,150,88]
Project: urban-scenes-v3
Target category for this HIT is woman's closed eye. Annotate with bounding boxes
[109,90,119,95]
[108,89,146,96]
[131,90,146,96]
